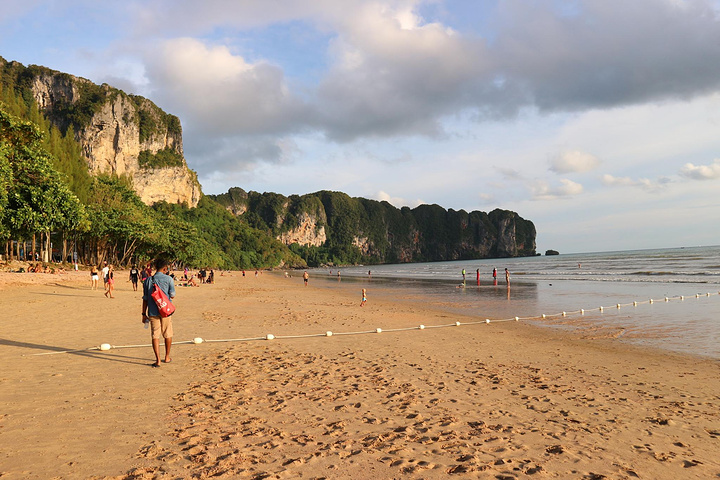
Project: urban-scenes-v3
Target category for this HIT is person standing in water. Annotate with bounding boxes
[505,268,510,285]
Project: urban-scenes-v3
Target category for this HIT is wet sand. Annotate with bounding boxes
[0,270,718,479]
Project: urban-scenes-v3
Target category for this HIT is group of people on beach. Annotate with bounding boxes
[461,267,510,287]
[90,261,215,300]
[25,263,67,274]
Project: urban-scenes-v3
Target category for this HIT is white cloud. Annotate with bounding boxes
[530,178,583,200]
[679,159,720,180]
[144,38,311,136]
[495,166,523,180]
[376,190,405,207]
[549,150,600,173]
[375,190,424,209]
[601,174,671,192]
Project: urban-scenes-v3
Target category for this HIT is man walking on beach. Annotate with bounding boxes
[303,270,309,286]
[141,257,176,368]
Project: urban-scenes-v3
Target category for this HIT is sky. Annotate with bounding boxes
[2,0,720,254]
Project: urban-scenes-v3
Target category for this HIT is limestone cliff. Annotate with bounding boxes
[211,188,537,265]
[3,58,200,207]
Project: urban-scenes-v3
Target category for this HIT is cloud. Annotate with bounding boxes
[315,2,486,140]
[679,159,720,180]
[125,0,720,172]
[144,38,312,137]
[375,190,423,209]
[601,174,671,192]
[549,150,600,173]
[185,135,298,176]
[495,166,523,180]
[530,178,583,200]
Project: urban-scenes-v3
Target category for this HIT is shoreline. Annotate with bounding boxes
[1,271,718,478]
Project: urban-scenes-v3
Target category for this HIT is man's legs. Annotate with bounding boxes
[151,338,161,366]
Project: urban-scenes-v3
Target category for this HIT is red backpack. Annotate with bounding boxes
[150,276,175,317]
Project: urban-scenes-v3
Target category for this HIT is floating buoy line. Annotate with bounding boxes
[29,291,719,356]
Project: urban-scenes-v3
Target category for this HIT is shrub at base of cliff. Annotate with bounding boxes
[152,197,306,270]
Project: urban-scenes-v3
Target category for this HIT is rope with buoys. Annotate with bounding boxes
[28,291,720,356]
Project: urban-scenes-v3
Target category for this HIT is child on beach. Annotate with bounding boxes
[360,288,367,307]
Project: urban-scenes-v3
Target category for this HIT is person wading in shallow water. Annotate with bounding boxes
[142,257,176,368]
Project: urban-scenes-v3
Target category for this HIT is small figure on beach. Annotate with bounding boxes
[101,261,109,289]
[462,268,466,284]
[303,270,309,286]
[476,268,480,286]
[91,265,99,290]
[360,288,367,307]
[492,267,497,280]
[129,264,140,291]
[142,257,176,368]
[505,268,510,285]
[104,265,115,298]
[368,270,371,277]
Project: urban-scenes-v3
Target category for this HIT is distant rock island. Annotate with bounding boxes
[545,249,560,255]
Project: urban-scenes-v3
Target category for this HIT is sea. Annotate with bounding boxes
[311,246,720,360]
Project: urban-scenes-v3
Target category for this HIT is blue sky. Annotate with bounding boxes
[2,0,720,254]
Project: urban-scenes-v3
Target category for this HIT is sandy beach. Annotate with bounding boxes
[0,269,719,479]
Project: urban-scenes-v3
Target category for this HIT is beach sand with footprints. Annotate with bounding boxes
[0,269,719,479]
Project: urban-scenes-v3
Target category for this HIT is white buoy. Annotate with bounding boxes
[562,312,566,317]
[665,297,669,302]
[617,304,621,309]
[326,331,333,337]
[515,316,519,322]
[193,337,203,344]
[455,321,462,326]
[485,319,490,324]
[649,299,654,304]
[266,334,275,340]
[542,314,546,319]
[376,328,382,333]
[696,294,700,298]
[680,296,684,301]
[581,309,585,315]
[417,325,424,330]
[633,301,637,306]
[99,343,112,351]
[599,306,604,312]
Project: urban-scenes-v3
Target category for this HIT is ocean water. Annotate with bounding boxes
[313,246,720,359]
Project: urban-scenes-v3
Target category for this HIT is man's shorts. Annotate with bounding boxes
[149,315,173,340]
